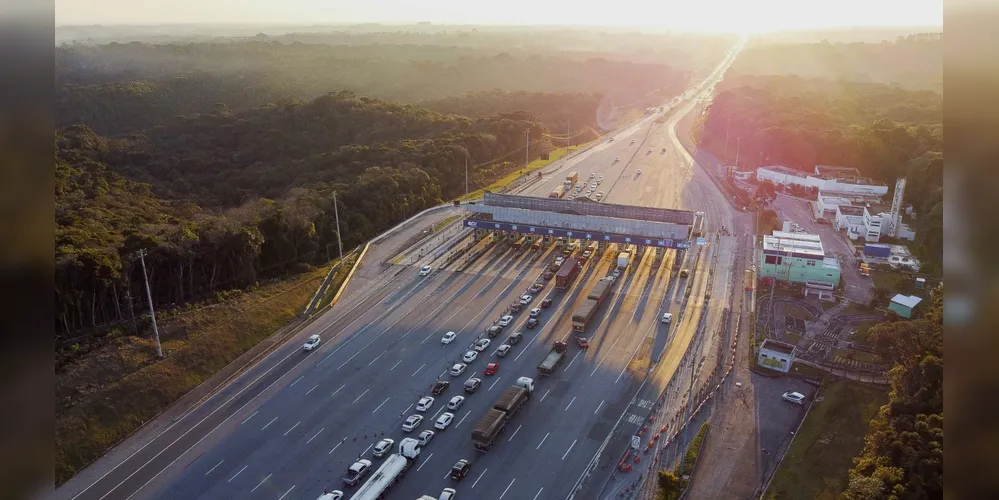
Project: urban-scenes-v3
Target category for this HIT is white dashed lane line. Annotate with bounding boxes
[204,460,223,476]
[227,465,247,483]
[536,432,549,450]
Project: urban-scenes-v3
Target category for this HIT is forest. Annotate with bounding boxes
[695,74,942,269]
[57,41,691,135]
[733,33,942,93]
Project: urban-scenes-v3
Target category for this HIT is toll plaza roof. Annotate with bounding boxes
[483,192,694,226]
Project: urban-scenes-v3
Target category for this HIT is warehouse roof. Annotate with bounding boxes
[891,294,923,309]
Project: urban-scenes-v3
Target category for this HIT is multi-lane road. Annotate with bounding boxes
[58,45,746,500]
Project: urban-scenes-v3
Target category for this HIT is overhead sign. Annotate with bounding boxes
[463,219,688,249]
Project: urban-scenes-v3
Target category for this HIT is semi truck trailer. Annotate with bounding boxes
[471,377,535,451]
[537,341,567,375]
[571,280,613,331]
[350,438,421,500]
[555,259,581,290]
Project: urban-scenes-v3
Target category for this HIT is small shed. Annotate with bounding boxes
[889,294,923,319]
[758,339,796,373]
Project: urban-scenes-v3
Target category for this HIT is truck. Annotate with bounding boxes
[537,341,567,376]
[564,171,579,190]
[350,438,421,500]
[616,251,631,270]
[555,259,581,290]
[572,280,613,331]
[471,377,535,451]
[549,185,566,199]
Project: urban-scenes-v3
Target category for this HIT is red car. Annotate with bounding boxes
[484,362,499,376]
[574,336,590,349]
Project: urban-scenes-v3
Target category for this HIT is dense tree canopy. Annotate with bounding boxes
[696,74,942,268]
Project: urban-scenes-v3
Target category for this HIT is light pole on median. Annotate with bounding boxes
[332,191,344,263]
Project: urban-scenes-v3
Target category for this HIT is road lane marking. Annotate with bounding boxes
[532,488,544,500]
[227,465,247,483]
[250,474,271,492]
[562,439,577,460]
[471,468,488,489]
[352,388,370,404]
[508,425,522,442]
[277,485,295,500]
[329,441,342,455]
[499,478,516,499]
[289,376,304,387]
[455,411,470,428]
[488,377,502,391]
[372,397,391,414]
[261,417,278,431]
[537,432,549,449]
[307,428,324,444]
[305,384,318,395]
[565,396,576,412]
[367,351,385,366]
[391,359,403,370]
[204,460,223,476]
[362,444,373,456]
[241,411,258,425]
[283,421,300,436]
[332,383,345,397]
[594,400,605,415]
[412,363,426,376]
[564,350,582,371]
[416,452,434,471]
[540,389,550,402]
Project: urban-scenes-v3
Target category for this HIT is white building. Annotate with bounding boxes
[756,165,889,196]
[757,339,796,373]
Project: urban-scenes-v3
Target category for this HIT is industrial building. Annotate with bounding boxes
[759,230,841,289]
[889,294,923,319]
[755,165,889,196]
[757,339,797,373]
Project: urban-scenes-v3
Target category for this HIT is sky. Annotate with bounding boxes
[55,0,942,34]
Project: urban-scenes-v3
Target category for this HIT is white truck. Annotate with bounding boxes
[350,438,421,500]
[616,251,631,270]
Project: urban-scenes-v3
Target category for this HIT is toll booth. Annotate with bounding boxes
[506,231,517,243]
[543,234,554,246]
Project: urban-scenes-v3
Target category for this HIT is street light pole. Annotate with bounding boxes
[526,128,530,171]
[137,249,163,359]
[332,191,343,263]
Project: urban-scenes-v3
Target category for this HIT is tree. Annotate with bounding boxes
[657,471,682,500]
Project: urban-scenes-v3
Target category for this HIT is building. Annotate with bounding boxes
[760,230,841,289]
[757,339,796,373]
[756,165,889,196]
[889,294,923,318]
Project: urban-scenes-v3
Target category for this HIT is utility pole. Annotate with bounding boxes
[137,249,163,359]
[735,136,741,170]
[332,191,344,263]
[724,116,731,160]
[464,151,469,217]
[525,128,530,171]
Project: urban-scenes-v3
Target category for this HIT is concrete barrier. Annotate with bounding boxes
[328,242,371,308]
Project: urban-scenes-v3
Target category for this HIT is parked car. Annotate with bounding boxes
[782,391,805,405]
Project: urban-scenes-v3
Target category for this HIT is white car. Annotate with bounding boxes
[529,307,541,317]
[303,334,321,351]
[661,312,673,324]
[402,414,424,432]
[648,148,653,153]
[435,412,455,430]
[496,344,511,357]
[637,169,642,174]
[473,339,491,352]
[599,175,604,182]
[416,396,435,412]
[519,294,533,305]
[615,156,620,162]
[589,172,596,178]
[462,351,478,363]
[440,488,457,500]
[590,183,597,189]
[595,193,603,201]
[373,438,394,457]
[320,491,344,500]
[419,265,432,276]
[441,331,457,345]
[630,139,635,144]
[782,391,805,405]
[450,363,467,376]
[447,395,465,410]
[497,315,514,327]
[417,429,435,446]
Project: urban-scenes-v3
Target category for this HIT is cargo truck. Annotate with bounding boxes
[471,377,535,451]
[536,341,567,376]
[549,185,566,199]
[616,251,631,270]
[564,171,579,190]
[350,438,421,500]
[555,259,581,290]
[572,280,613,331]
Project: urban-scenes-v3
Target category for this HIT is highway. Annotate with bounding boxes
[59,46,744,500]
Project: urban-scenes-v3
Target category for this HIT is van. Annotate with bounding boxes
[661,312,673,324]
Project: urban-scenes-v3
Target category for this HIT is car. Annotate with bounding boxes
[543,270,554,280]
[529,283,544,293]
[582,249,592,258]
[450,363,467,376]
[541,298,553,308]
[554,256,564,266]
[782,391,805,405]
[526,318,539,329]
[615,156,620,162]
[630,139,635,144]
[462,351,478,363]
[342,459,372,486]
[519,294,533,305]
[431,380,450,395]
[484,362,499,376]
[590,182,597,189]
[402,414,423,432]
[319,490,344,500]
[372,438,394,458]
[419,265,432,276]
[637,169,642,174]
[496,344,511,357]
[464,377,481,392]
[416,396,435,412]
[661,146,667,152]
[506,332,523,345]
[447,395,465,410]
[574,336,590,349]
[435,412,455,430]
[589,172,596,178]
[599,175,604,181]
[417,429,435,446]
[450,459,471,480]
[473,338,490,352]
[439,487,457,500]
[509,301,522,313]
[648,148,652,153]
[441,331,457,345]
[661,312,673,324]
[529,307,541,317]
[498,315,514,327]
[595,193,603,201]
[303,334,321,351]
[604,275,617,284]
[613,268,622,277]
[486,325,502,338]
